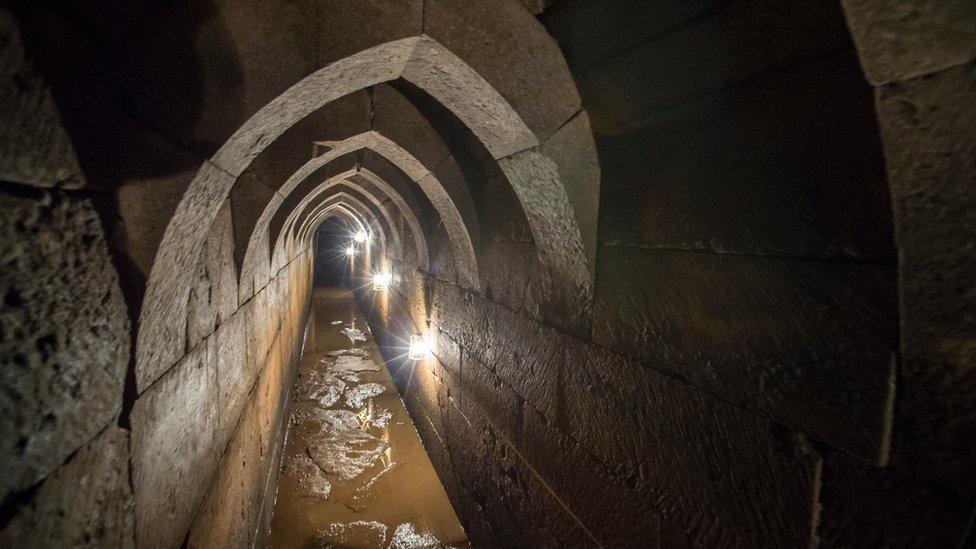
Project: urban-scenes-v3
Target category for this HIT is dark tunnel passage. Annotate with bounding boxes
[2,1,975,547]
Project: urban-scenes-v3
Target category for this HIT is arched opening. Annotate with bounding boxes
[2,2,973,548]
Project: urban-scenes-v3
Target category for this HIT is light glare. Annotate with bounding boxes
[372,271,392,290]
[408,334,433,360]
[354,230,369,243]
[345,245,355,256]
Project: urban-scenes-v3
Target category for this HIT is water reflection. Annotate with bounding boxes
[266,287,468,549]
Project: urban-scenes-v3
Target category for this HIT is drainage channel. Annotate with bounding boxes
[267,287,469,548]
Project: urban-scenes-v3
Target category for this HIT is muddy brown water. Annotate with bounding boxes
[267,287,469,549]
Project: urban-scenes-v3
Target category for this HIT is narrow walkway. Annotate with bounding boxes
[267,287,468,548]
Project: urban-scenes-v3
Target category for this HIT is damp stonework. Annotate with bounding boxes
[267,290,468,548]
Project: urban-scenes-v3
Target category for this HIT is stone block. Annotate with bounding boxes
[462,408,597,548]
[314,0,423,65]
[109,0,321,160]
[104,122,202,282]
[459,351,522,442]
[470,173,534,243]
[483,302,563,423]
[409,361,447,439]
[540,111,600,282]
[425,0,581,141]
[0,425,133,548]
[256,331,284,458]
[876,64,976,493]
[185,250,216,352]
[187,396,264,549]
[593,245,897,462]
[215,308,253,447]
[519,405,663,546]
[562,342,820,547]
[0,190,129,502]
[427,225,460,285]
[478,240,546,320]
[818,452,974,547]
[595,51,893,262]
[541,0,725,69]
[131,340,220,549]
[230,171,277,297]
[429,278,488,353]
[135,161,235,392]
[432,325,461,381]
[441,403,527,548]
[429,154,481,250]
[577,0,851,132]
[496,147,593,335]
[0,9,84,188]
[207,200,239,323]
[372,83,453,178]
[841,0,976,84]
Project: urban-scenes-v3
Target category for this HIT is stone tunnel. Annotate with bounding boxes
[1,1,975,547]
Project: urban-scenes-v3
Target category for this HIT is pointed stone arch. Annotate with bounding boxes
[137,35,591,389]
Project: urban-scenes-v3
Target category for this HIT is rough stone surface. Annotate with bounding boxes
[540,112,600,282]
[110,0,320,161]
[516,0,560,16]
[136,160,233,391]
[542,0,726,69]
[478,241,546,320]
[112,137,201,282]
[372,83,453,179]
[424,0,580,141]
[211,38,418,175]
[185,246,216,352]
[561,342,820,547]
[187,395,263,549]
[498,148,592,334]
[131,341,219,549]
[428,155,481,252]
[594,51,894,262]
[482,300,564,423]
[818,452,975,547]
[576,0,852,132]
[400,35,539,159]
[458,351,521,441]
[518,405,667,546]
[313,0,423,65]
[0,425,133,548]
[207,200,239,323]
[215,307,253,446]
[876,63,976,493]
[593,246,897,462]
[442,397,598,547]
[0,10,84,188]
[0,189,129,502]
[841,0,976,84]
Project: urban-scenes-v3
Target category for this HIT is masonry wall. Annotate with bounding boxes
[0,6,315,546]
[2,0,975,547]
[356,1,976,547]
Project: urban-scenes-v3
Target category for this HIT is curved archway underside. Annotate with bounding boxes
[137,34,592,391]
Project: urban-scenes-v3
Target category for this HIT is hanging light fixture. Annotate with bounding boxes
[354,230,369,243]
[345,245,355,256]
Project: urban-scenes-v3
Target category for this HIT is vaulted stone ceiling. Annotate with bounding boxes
[1,1,974,547]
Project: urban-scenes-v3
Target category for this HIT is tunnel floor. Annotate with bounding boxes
[267,287,469,548]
